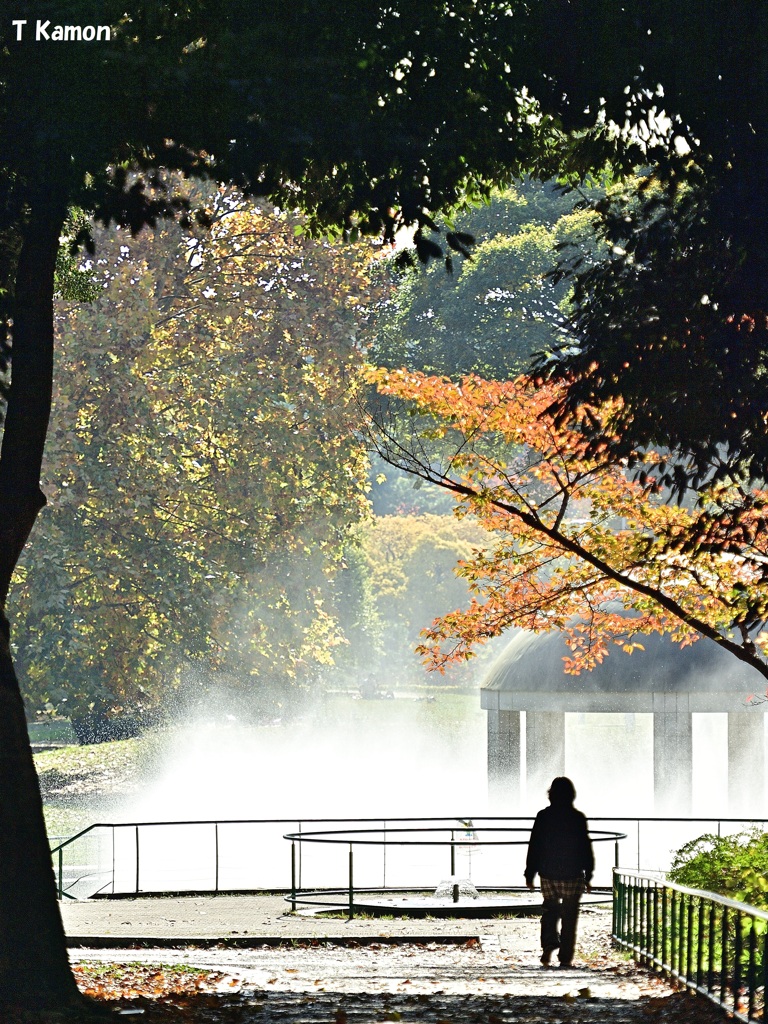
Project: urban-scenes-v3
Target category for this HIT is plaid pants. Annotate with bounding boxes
[540,877,586,964]
[540,877,586,901]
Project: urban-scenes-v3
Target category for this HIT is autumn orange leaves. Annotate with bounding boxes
[368,368,768,682]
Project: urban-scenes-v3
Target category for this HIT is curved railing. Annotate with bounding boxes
[614,869,768,1023]
[284,824,625,916]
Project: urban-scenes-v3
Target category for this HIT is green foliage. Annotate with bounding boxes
[669,830,768,909]
[13,186,380,725]
[368,180,604,379]
[532,2,768,491]
[355,513,493,686]
[54,211,99,303]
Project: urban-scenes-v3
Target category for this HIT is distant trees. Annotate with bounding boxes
[354,514,490,687]
[13,186,379,737]
[369,181,603,379]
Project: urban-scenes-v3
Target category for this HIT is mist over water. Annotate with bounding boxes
[122,701,759,824]
[122,692,489,823]
[86,697,766,893]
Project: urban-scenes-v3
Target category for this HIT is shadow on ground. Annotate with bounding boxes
[97,988,729,1023]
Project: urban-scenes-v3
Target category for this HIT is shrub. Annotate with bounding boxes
[668,830,768,909]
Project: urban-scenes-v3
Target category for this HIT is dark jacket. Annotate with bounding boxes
[525,804,594,885]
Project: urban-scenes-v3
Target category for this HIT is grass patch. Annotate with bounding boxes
[35,736,143,787]
[37,731,169,839]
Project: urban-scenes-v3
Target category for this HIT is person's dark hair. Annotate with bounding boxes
[548,776,576,805]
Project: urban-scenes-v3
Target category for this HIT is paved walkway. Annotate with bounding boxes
[63,893,591,946]
[62,896,675,1003]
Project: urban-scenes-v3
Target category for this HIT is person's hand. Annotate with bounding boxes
[585,883,592,894]
[526,881,535,891]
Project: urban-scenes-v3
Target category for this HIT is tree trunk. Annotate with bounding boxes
[0,201,86,1011]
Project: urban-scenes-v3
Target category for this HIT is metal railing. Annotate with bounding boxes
[50,815,622,900]
[50,817,329,900]
[613,869,768,1022]
[50,815,768,902]
[285,824,624,917]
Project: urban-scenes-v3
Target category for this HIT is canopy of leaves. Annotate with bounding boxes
[369,181,604,380]
[369,369,768,681]
[531,3,768,490]
[12,186,379,723]
[2,3,759,450]
[0,2,571,271]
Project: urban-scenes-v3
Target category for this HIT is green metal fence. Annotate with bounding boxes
[613,869,768,1022]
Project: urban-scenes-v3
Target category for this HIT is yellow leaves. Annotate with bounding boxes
[17,184,386,716]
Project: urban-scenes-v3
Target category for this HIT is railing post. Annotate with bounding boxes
[135,825,140,894]
[214,823,219,894]
[720,907,728,1004]
[670,889,678,978]
[661,886,668,973]
[57,847,63,900]
[747,919,757,1019]
[618,872,626,942]
[638,881,646,964]
[652,882,659,967]
[696,898,704,990]
[348,843,354,920]
[708,902,716,994]
[733,910,743,1012]
[291,841,297,912]
[686,896,694,989]
[450,830,455,876]
[631,875,637,948]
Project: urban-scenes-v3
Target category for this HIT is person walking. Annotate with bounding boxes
[525,777,594,967]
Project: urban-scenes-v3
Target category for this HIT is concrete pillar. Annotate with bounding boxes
[487,709,521,811]
[728,712,765,817]
[653,710,692,813]
[526,711,565,805]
